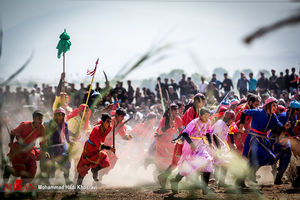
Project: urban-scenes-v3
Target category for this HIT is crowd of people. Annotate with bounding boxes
[0,67,299,196]
[1,67,298,114]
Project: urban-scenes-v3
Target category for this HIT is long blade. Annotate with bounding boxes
[0,52,34,86]
[103,70,108,82]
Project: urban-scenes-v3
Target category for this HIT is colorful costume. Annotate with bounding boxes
[155,115,182,170]
[178,118,213,176]
[43,118,71,181]
[171,105,199,167]
[130,121,155,155]
[242,109,288,171]
[66,104,92,167]
[234,103,252,152]
[8,121,45,181]
[98,117,128,179]
[77,122,112,177]
[274,100,299,186]
[210,120,233,165]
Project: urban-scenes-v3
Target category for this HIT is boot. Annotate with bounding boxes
[217,167,228,188]
[248,166,259,183]
[170,173,183,194]
[202,172,210,195]
[64,172,72,185]
[75,174,84,195]
[292,166,300,188]
[3,165,11,180]
[157,166,172,190]
[274,171,284,185]
[91,165,102,182]
[235,176,246,188]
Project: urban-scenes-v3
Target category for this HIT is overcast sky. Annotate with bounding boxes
[0,0,299,84]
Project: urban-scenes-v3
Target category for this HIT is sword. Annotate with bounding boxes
[103,70,108,83]
[115,116,132,133]
[112,116,133,151]
[35,143,67,150]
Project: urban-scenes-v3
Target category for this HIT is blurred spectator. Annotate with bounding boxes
[277,72,285,98]
[269,69,279,97]
[284,69,290,93]
[155,77,164,99]
[207,82,220,103]
[168,85,179,102]
[209,73,222,89]
[170,78,179,93]
[248,72,257,94]
[198,76,208,95]
[290,67,299,94]
[237,72,248,99]
[135,87,143,106]
[162,78,170,99]
[257,72,269,95]
[179,74,188,99]
[221,73,233,95]
[127,80,134,104]
[95,82,101,92]
[187,77,197,95]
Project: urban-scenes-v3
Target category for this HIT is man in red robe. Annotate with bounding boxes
[97,108,133,181]
[4,110,49,184]
[76,113,114,193]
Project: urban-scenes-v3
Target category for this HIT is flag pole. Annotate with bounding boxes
[62,52,66,92]
[63,52,65,74]
[79,58,99,134]
[63,28,66,75]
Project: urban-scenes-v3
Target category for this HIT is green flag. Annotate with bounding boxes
[56,30,71,59]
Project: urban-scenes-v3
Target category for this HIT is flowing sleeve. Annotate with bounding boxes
[11,122,25,137]
[156,117,166,135]
[184,119,196,136]
[244,109,259,117]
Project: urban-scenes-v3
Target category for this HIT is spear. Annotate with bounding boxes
[165,89,174,128]
[90,70,110,110]
[214,90,231,113]
[113,119,116,151]
[157,80,166,113]
[79,58,99,133]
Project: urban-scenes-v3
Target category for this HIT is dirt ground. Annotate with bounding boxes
[3,182,300,200]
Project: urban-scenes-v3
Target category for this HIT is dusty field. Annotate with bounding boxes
[53,184,300,200]
[3,182,300,200]
[2,137,300,199]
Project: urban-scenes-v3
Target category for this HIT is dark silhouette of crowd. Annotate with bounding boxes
[0,68,299,120]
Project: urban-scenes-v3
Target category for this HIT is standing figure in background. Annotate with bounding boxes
[248,72,257,95]
[237,72,248,99]
[257,72,269,96]
[221,73,233,95]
